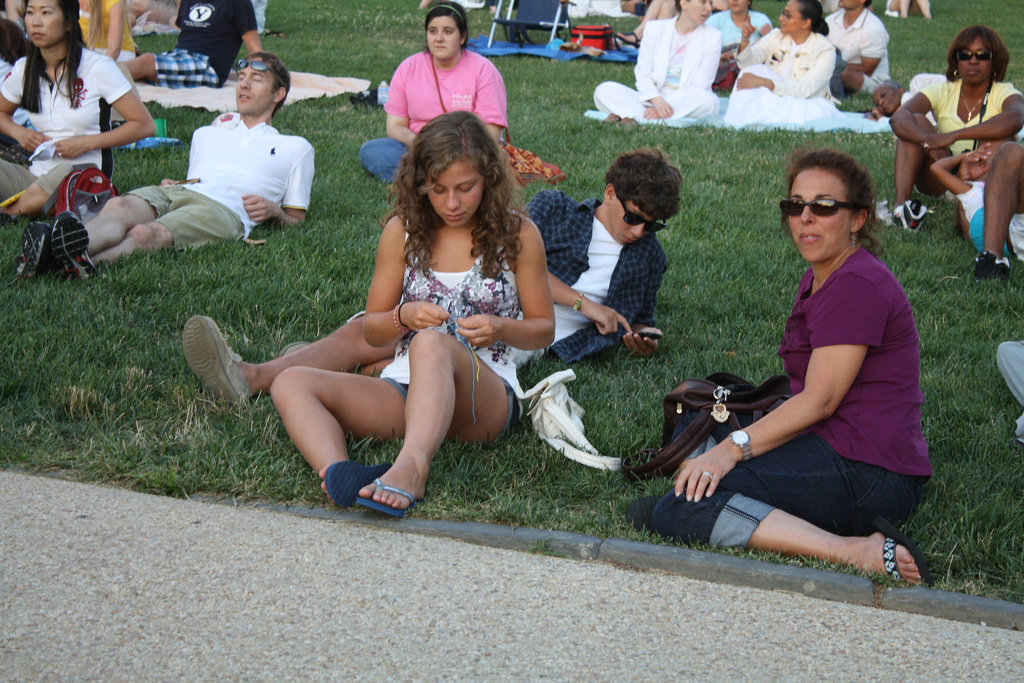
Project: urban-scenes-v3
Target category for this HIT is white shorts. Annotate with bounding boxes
[1009,213,1024,260]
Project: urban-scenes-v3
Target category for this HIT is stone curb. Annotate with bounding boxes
[599,537,876,606]
[201,495,1024,632]
[882,587,1024,631]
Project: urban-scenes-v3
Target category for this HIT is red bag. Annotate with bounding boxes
[54,167,118,223]
[570,25,613,51]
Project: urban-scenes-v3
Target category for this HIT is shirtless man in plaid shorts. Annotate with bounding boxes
[126,0,262,88]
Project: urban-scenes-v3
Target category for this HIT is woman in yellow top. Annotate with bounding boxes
[79,0,135,61]
[889,25,1024,231]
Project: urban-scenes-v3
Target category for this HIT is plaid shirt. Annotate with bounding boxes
[527,190,667,363]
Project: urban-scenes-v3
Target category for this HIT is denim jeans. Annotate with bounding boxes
[650,433,925,548]
[359,137,407,182]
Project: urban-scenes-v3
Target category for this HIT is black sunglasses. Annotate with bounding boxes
[779,198,862,217]
[236,58,272,73]
[956,49,993,62]
[623,208,666,233]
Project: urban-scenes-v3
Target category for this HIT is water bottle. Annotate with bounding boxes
[377,80,389,105]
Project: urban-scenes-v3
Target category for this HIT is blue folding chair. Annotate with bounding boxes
[487,0,571,47]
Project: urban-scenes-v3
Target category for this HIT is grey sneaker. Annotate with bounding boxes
[182,315,251,403]
[278,341,311,357]
[14,220,55,278]
[50,211,97,279]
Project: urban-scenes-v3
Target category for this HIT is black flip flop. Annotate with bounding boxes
[874,516,934,586]
[615,31,640,48]
[626,495,661,533]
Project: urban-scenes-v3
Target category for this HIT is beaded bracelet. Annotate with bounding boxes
[393,303,408,330]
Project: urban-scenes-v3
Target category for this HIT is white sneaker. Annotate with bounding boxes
[893,199,928,231]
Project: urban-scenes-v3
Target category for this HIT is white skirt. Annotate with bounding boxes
[594,81,719,121]
[723,64,842,127]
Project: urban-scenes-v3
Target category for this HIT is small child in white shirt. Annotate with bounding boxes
[930,140,1009,254]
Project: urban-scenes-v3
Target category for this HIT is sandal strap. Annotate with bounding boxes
[881,536,901,580]
[371,478,416,505]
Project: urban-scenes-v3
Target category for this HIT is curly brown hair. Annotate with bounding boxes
[784,148,882,255]
[945,25,1010,83]
[605,148,682,221]
[388,111,523,279]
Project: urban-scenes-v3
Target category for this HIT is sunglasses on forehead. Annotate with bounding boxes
[623,208,666,233]
[957,49,993,62]
[779,198,862,217]
[235,58,272,73]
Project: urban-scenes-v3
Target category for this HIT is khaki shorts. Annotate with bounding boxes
[0,160,76,203]
[129,184,243,248]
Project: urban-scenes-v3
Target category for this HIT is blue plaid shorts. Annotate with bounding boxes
[153,48,221,88]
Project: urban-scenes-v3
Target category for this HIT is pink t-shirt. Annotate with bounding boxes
[385,50,507,134]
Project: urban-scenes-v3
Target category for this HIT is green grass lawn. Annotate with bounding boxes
[3,0,1024,601]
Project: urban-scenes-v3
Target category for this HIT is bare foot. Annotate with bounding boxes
[855,532,925,584]
[357,456,427,511]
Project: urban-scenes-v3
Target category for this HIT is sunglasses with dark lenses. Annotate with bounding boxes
[235,58,272,73]
[623,208,666,233]
[956,49,993,62]
[779,198,861,217]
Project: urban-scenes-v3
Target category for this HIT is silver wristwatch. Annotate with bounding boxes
[730,430,752,461]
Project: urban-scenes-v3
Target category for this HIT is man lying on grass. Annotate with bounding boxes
[15,52,314,279]
[183,148,682,402]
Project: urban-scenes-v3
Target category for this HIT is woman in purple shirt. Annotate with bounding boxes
[635,148,934,584]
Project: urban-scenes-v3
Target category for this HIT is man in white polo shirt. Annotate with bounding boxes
[826,0,890,96]
[28,52,314,279]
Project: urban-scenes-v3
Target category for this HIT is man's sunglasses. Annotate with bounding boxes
[623,208,666,233]
[236,58,272,73]
[779,198,862,217]
[956,49,993,62]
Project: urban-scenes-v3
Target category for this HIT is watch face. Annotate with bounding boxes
[732,431,750,446]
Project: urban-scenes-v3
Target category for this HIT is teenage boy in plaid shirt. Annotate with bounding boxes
[183,148,683,402]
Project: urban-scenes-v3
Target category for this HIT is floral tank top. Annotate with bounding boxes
[379,255,522,392]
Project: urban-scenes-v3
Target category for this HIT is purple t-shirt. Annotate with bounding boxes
[384,50,507,134]
[778,249,931,477]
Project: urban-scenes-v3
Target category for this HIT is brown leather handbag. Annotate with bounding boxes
[621,372,792,480]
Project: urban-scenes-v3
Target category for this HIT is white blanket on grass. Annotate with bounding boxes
[137,71,370,112]
[586,96,895,133]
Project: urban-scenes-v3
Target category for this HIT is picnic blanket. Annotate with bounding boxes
[469,35,637,63]
[586,96,895,133]
[136,71,370,112]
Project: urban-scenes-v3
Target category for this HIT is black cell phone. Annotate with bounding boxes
[637,330,663,340]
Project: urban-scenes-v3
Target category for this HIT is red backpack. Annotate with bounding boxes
[54,168,118,223]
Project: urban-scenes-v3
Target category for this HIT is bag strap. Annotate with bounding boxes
[971,80,993,152]
[622,409,717,480]
[430,61,448,113]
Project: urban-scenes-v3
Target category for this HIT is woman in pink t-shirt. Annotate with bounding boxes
[359,1,507,182]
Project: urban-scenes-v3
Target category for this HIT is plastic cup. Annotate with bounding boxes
[154,118,167,137]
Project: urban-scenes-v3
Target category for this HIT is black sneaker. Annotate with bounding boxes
[348,89,379,107]
[13,220,55,278]
[974,250,1010,281]
[50,211,96,279]
[893,199,928,231]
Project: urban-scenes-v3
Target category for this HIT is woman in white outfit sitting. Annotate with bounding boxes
[723,0,842,127]
[594,0,721,124]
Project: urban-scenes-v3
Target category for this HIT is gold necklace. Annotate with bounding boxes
[962,93,984,120]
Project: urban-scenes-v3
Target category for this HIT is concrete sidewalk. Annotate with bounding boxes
[2,471,1023,679]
